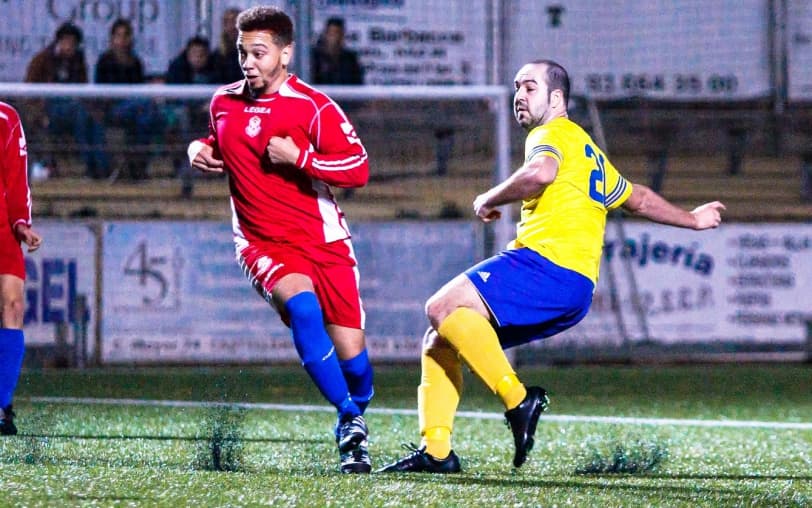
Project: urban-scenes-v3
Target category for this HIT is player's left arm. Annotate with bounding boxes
[473,155,558,222]
[4,117,43,252]
[14,223,42,252]
[621,182,725,230]
[267,103,368,188]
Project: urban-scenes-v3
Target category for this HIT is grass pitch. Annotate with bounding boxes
[1,364,810,507]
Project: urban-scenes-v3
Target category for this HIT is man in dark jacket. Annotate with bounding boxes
[311,18,364,85]
[165,36,221,196]
[166,36,220,85]
[26,22,109,179]
[95,18,163,180]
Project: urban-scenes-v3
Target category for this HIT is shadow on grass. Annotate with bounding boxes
[386,472,745,500]
[644,473,812,482]
[62,495,151,502]
[12,433,322,445]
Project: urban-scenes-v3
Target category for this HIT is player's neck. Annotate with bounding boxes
[543,112,568,125]
[248,72,290,98]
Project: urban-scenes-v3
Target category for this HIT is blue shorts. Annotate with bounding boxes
[465,247,594,349]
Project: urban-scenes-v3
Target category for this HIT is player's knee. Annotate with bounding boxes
[285,291,323,324]
[1,297,24,329]
[425,294,449,329]
[421,327,435,350]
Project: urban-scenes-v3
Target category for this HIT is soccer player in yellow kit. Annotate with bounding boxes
[378,60,726,473]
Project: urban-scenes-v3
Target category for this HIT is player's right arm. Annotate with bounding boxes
[187,100,224,173]
[188,139,224,173]
[622,182,725,230]
[473,154,558,222]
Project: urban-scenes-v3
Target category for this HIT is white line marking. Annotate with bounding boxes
[26,396,812,431]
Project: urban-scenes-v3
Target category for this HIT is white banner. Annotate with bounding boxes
[310,0,488,85]
[100,221,283,363]
[99,221,480,363]
[505,0,771,100]
[553,223,812,347]
[788,0,812,100]
[0,0,197,82]
[22,222,97,360]
[1,1,777,96]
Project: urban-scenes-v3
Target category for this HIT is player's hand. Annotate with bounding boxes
[473,193,502,222]
[14,224,43,253]
[691,201,726,230]
[267,136,301,165]
[189,142,224,173]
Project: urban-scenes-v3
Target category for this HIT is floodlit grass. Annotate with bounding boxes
[1,364,810,506]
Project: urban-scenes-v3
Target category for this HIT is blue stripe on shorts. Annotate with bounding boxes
[465,247,594,349]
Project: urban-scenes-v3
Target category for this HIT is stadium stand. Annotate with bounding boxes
[25,98,812,223]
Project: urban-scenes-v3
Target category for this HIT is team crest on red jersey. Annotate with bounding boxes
[245,116,262,137]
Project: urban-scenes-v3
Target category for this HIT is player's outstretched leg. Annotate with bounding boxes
[504,386,549,467]
[375,443,461,474]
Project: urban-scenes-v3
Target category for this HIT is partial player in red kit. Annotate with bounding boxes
[188,6,374,473]
[0,101,43,435]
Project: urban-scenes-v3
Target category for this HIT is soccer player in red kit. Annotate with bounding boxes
[188,6,374,473]
[0,101,43,435]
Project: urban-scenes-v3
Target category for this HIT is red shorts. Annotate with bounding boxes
[236,237,365,329]
[0,224,24,279]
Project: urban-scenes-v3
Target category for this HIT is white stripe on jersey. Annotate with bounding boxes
[311,154,368,172]
[309,179,350,243]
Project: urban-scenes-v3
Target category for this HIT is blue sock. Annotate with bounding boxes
[340,349,374,413]
[285,292,360,419]
[0,329,25,408]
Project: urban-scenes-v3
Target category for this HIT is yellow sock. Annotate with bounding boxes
[422,426,452,459]
[496,373,527,410]
[418,337,462,459]
[438,307,526,410]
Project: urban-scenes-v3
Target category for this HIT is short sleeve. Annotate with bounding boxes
[603,161,633,210]
[524,126,563,165]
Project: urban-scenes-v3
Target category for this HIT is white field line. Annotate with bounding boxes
[26,396,812,431]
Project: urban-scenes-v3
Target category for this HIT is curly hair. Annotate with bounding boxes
[236,6,293,47]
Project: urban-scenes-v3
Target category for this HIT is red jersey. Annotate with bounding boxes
[0,101,32,233]
[203,75,368,246]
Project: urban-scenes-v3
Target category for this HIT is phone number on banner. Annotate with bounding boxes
[584,72,740,97]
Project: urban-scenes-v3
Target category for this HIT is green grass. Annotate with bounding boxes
[1,364,811,506]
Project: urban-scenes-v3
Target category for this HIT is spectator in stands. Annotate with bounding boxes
[95,18,163,180]
[377,59,726,475]
[95,19,144,83]
[25,22,109,179]
[212,7,243,83]
[311,17,364,85]
[0,101,43,436]
[166,36,221,196]
[166,36,220,85]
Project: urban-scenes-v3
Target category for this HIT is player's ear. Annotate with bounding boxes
[551,89,565,109]
[280,43,293,67]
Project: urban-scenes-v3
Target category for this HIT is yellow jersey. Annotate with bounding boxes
[512,116,632,284]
